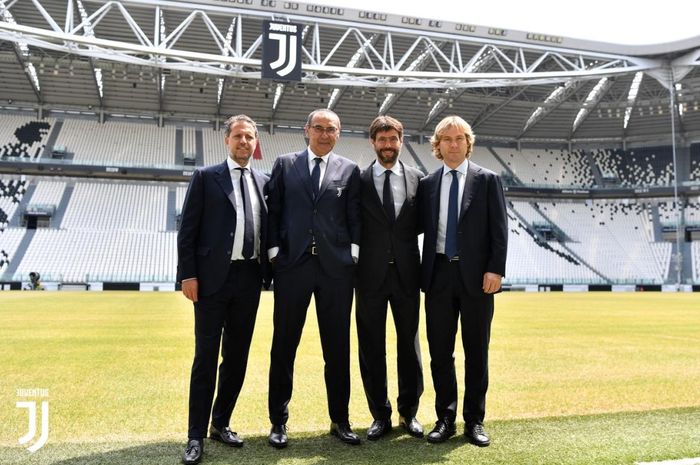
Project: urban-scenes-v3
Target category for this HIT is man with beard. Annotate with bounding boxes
[356,116,425,441]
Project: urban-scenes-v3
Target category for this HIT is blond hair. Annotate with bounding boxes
[430,115,475,160]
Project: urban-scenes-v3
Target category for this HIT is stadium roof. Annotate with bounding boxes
[1,0,699,145]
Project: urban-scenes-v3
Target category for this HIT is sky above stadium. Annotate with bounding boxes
[297,0,698,46]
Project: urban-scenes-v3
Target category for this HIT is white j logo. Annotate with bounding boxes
[17,400,49,453]
[269,33,298,77]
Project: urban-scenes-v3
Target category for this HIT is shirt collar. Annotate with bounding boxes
[442,159,468,177]
[227,157,250,171]
[373,160,403,178]
[307,147,331,164]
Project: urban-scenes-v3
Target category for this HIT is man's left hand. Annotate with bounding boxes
[482,272,502,294]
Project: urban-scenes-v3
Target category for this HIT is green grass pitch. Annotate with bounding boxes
[1,291,699,465]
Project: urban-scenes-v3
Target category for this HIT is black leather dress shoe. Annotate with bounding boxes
[465,423,491,447]
[209,425,243,447]
[399,416,424,438]
[330,422,361,445]
[426,419,456,443]
[366,419,392,440]
[182,438,203,465]
[268,424,288,449]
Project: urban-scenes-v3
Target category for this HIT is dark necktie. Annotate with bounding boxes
[236,167,254,259]
[311,157,322,199]
[383,170,395,223]
[445,169,459,259]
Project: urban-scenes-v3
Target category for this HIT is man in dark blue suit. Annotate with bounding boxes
[266,109,362,447]
[177,115,271,465]
[417,116,508,447]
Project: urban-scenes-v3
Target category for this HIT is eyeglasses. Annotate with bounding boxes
[309,125,339,135]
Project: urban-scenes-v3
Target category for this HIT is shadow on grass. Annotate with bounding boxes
[5,408,700,465]
[10,429,468,465]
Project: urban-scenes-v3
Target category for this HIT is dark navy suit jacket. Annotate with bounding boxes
[177,160,271,297]
[266,150,361,278]
[357,160,422,292]
[417,161,508,295]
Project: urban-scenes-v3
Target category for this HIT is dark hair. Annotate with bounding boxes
[223,114,258,137]
[368,115,403,140]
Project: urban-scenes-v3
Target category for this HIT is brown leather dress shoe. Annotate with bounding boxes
[209,426,243,447]
[330,422,361,445]
[399,416,424,438]
[367,419,392,440]
[465,423,491,447]
[182,438,203,465]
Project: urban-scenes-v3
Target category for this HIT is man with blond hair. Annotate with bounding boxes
[416,115,508,446]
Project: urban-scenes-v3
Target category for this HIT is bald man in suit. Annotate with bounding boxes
[266,109,362,447]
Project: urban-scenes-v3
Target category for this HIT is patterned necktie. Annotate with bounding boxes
[445,169,459,259]
[236,167,254,259]
[383,170,395,223]
[311,157,322,198]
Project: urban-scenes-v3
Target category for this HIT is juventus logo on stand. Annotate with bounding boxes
[262,21,302,82]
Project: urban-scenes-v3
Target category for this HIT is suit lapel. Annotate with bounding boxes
[459,162,480,222]
[396,161,416,221]
[291,150,314,201]
[364,161,388,222]
[250,169,267,215]
[428,168,442,230]
[214,161,237,211]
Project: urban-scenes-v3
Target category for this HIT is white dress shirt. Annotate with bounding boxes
[436,159,468,255]
[372,160,406,216]
[227,157,261,260]
[307,147,330,189]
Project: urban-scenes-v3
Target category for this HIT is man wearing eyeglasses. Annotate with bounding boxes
[266,109,362,447]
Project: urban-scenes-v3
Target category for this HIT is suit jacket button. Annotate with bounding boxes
[226,250,231,255]
[230,232,234,237]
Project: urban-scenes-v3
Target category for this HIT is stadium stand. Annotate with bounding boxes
[12,229,177,282]
[1,117,697,286]
[0,176,28,229]
[27,180,67,206]
[657,200,700,226]
[536,200,672,283]
[0,115,53,160]
[2,176,181,283]
[691,144,700,181]
[54,119,176,167]
[590,146,675,187]
[0,228,25,273]
[494,147,594,187]
[60,181,168,231]
[182,127,197,162]
[506,201,602,283]
[693,242,700,283]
